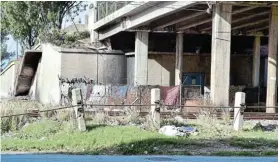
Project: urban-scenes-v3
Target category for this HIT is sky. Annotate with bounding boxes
[2,1,90,69]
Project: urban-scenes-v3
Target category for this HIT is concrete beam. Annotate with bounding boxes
[89,1,99,42]
[252,35,261,87]
[178,6,256,31]
[210,3,232,107]
[247,26,269,34]
[92,1,151,30]
[154,11,206,29]
[266,5,278,113]
[175,33,184,86]
[134,32,149,86]
[232,19,269,30]
[98,1,198,40]
[201,11,269,32]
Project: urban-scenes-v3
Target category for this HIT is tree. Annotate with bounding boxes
[1,1,87,50]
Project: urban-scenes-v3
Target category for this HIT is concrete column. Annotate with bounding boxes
[210,3,232,107]
[266,5,278,113]
[134,32,149,86]
[151,88,160,130]
[90,1,99,42]
[233,92,245,131]
[252,35,261,87]
[175,32,184,86]
[72,88,86,131]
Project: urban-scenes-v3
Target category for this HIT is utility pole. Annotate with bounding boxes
[16,40,18,59]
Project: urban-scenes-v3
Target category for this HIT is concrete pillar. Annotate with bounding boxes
[233,92,245,131]
[210,3,232,107]
[151,88,160,130]
[90,1,98,42]
[266,5,278,113]
[134,32,149,86]
[72,88,86,131]
[252,35,261,87]
[175,33,184,86]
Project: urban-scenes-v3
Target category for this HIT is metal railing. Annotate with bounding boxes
[97,1,131,21]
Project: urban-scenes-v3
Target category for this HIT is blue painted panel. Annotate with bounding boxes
[182,73,203,86]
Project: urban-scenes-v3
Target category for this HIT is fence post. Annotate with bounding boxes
[151,88,160,130]
[72,88,86,131]
[233,92,246,131]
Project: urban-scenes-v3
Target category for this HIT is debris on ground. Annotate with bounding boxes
[253,122,278,131]
[159,125,197,137]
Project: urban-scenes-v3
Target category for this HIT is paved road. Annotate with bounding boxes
[1,154,278,162]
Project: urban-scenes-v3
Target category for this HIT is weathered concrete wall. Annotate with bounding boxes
[61,51,126,84]
[127,53,253,86]
[97,53,127,84]
[127,56,135,85]
[0,61,19,98]
[36,44,62,105]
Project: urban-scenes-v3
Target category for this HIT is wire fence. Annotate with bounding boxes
[1,103,278,120]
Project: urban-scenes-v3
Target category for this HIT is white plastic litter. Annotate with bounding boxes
[159,125,197,137]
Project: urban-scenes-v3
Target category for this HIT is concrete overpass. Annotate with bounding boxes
[89,1,278,112]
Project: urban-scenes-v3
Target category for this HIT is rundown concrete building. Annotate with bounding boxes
[2,43,125,105]
[1,2,278,113]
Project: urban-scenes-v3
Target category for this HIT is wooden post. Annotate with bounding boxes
[266,5,278,113]
[72,88,86,131]
[151,88,160,130]
[233,92,246,131]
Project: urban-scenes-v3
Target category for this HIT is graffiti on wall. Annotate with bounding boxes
[58,75,95,105]
[58,75,182,110]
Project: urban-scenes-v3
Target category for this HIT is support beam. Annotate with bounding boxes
[247,26,269,34]
[92,1,152,30]
[210,3,232,108]
[201,11,269,32]
[134,32,149,86]
[252,35,261,87]
[175,33,184,86]
[98,1,197,40]
[232,19,268,30]
[266,5,278,113]
[89,1,99,42]
[178,6,256,31]
[154,11,206,29]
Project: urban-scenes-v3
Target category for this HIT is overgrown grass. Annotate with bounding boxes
[2,99,278,156]
[212,151,278,156]
[1,99,51,133]
[2,118,278,156]
[1,120,203,154]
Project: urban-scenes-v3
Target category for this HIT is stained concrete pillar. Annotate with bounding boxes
[210,3,232,107]
[175,32,184,86]
[134,32,149,85]
[266,5,278,113]
[89,1,98,42]
[252,35,261,87]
